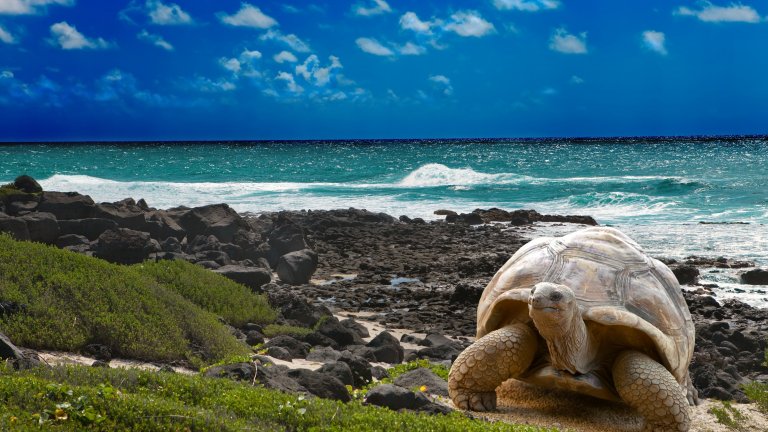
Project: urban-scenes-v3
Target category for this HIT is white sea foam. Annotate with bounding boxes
[398,163,532,187]
[396,163,691,188]
[532,192,685,223]
[35,174,689,224]
[37,174,485,219]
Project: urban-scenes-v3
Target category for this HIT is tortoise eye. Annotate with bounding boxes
[530,286,537,294]
[549,291,563,302]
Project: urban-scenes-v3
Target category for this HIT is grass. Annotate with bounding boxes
[0,182,38,201]
[741,349,768,416]
[0,363,554,431]
[743,381,768,414]
[137,259,277,327]
[0,234,277,367]
[263,324,314,338]
[386,359,450,381]
[709,401,747,431]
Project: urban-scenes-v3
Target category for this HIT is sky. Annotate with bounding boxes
[2,0,768,141]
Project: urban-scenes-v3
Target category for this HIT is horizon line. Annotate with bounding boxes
[2,133,768,145]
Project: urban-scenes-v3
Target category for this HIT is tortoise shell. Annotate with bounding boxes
[477,227,695,385]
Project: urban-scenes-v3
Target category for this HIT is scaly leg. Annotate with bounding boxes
[448,323,537,411]
[612,351,691,432]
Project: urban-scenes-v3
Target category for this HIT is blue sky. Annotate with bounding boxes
[2,0,768,140]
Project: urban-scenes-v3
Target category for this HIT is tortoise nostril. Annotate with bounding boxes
[549,291,563,302]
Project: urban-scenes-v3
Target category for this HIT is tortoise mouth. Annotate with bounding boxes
[530,305,560,312]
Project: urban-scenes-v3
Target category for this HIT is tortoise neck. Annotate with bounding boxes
[534,307,598,374]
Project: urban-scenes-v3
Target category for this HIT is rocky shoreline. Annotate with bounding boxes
[1,175,766,411]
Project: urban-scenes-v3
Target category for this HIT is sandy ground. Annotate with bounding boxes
[35,315,767,432]
[346,314,768,432]
[478,379,767,432]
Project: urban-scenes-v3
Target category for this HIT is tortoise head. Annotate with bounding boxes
[528,282,580,337]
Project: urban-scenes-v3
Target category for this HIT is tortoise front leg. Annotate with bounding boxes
[612,351,691,432]
[448,323,537,411]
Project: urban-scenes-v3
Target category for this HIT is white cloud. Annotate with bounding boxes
[146,0,192,25]
[444,11,495,37]
[241,49,262,61]
[493,0,560,12]
[91,69,180,106]
[275,71,303,93]
[0,0,73,15]
[542,87,557,95]
[274,50,298,63]
[295,54,342,86]
[220,57,241,74]
[219,3,277,28]
[1,70,13,78]
[642,30,667,55]
[399,11,434,34]
[570,75,584,84]
[220,49,263,78]
[675,2,761,23]
[260,29,311,53]
[0,24,15,43]
[429,75,450,85]
[49,22,111,50]
[355,37,394,56]
[188,75,236,93]
[428,74,454,96]
[549,28,587,54]
[399,42,426,55]
[353,0,391,17]
[137,29,173,50]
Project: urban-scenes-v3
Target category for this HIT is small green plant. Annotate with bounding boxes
[709,401,747,430]
[0,364,554,431]
[0,182,40,201]
[356,359,452,399]
[387,359,450,381]
[743,381,768,415]
[263,324,313,338]
[200,354,255,373]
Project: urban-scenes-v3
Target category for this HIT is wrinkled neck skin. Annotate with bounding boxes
[531,305,598,375]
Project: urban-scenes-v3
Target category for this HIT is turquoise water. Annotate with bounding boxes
[2,138,768,306]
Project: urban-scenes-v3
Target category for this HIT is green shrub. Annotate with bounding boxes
[263,324,313,338]
[0,234,250,366]
[0,364,555,431]
[709,401,747,431]
[743,381,768,415]
[387,359,451,381]
[137,259,277,327]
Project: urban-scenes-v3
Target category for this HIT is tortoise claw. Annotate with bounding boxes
[452,390,497,411]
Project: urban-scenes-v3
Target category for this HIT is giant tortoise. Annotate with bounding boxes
[448,227,697,432]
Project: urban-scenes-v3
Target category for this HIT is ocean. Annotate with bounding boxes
[2,137,767,307]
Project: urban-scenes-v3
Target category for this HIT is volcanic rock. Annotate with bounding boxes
[94,228,154,264]
[13,175,42,193]
[393,368,449,397]
[741,268,768,285]
[276,249,318,285]
[38,191,95,220]
[213,265,271,292]
[58,218,119,241]
[365,384,430,411]
[0,216,30,240]
[286,368,350,402]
